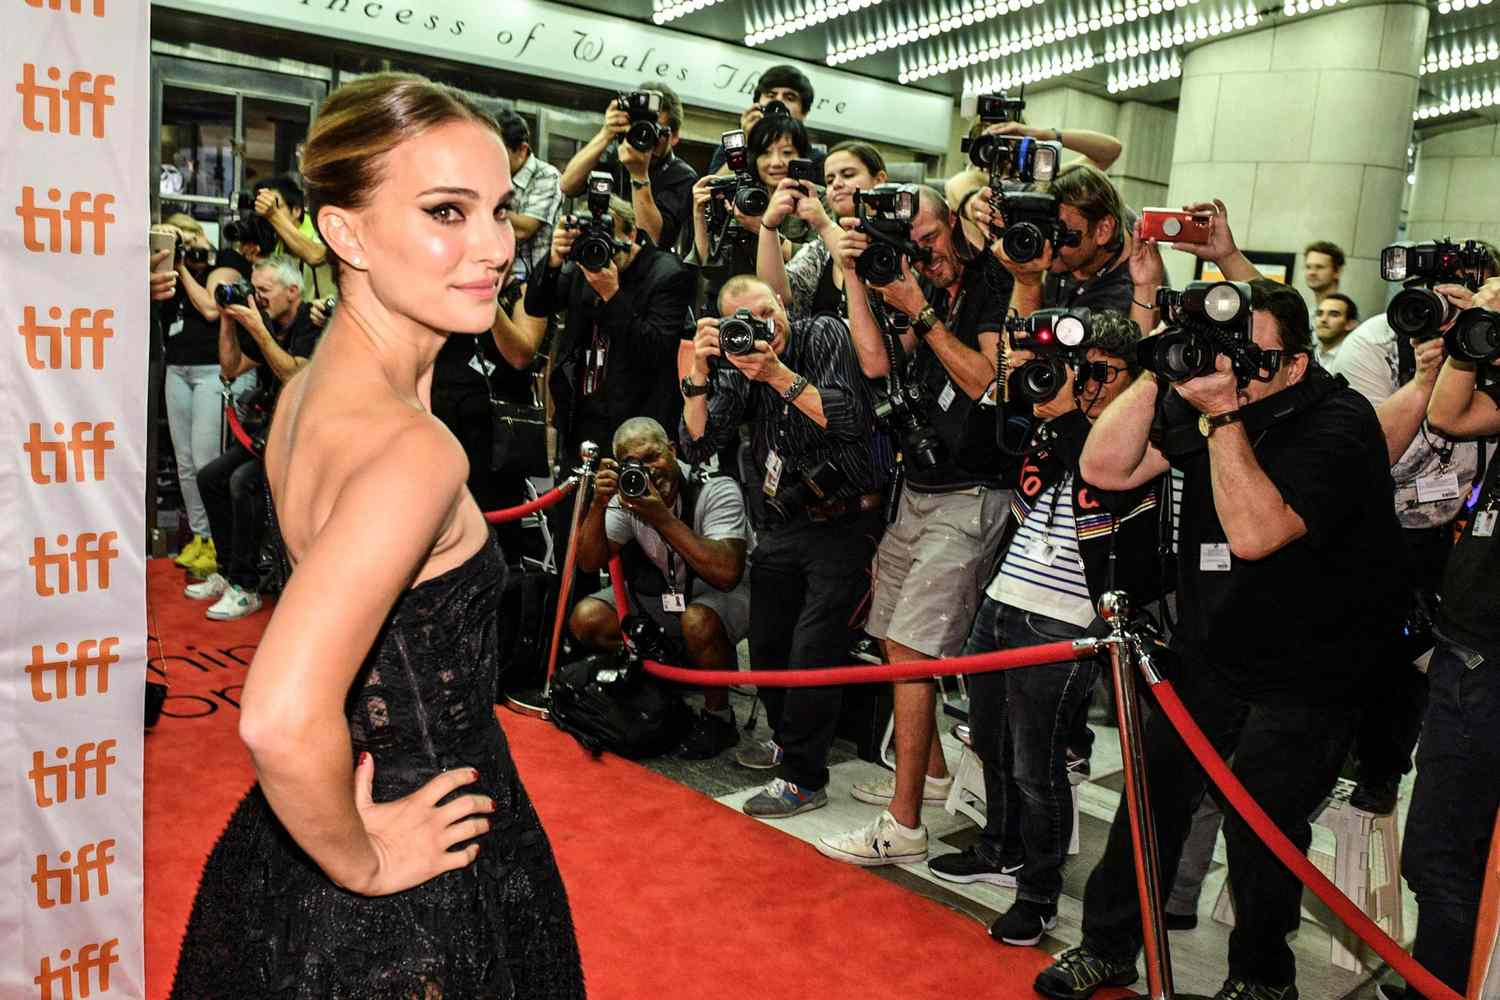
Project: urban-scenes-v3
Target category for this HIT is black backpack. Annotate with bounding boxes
[549,645,692,759]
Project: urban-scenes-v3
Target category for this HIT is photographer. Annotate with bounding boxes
[945,115,1122,211]
[570,417,752,759]
[559,82,696,253]
[757,141,888,319]
[930,311,1166,944]
[692,114,813,315]
[1033,281,1404,1000]
[679,275,884,818]
[190,256,320,622]
[707,64,818,175]
[252,174,335,302]
[161,214,250,579]
[1322,243,1498,816]
[815,184,1011,867]
[1388,276,1500,1000]
[496,109,562,286]
[523,194,695,462]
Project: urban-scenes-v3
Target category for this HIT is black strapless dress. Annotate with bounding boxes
[170,533,585,999]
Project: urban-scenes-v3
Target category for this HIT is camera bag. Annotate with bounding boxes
[549,652,692,759]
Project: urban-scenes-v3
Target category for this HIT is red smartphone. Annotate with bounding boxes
[1140,208,1212,244]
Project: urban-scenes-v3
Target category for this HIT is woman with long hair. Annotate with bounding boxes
[169,73,585,999]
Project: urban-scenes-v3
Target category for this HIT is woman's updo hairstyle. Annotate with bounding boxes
[300,72,502,285]
[824,140,886,179]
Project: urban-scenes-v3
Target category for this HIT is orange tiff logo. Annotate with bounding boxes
[15,187,115,254]
[26,638,119,702]
[32,839,115,908]
[17,66,114,138]
[29,532,119,596]
[33,940,120,1000]
[26,422,115,484]
[24,0,105,14]
[28,739,117,807]
[19,306,114,370]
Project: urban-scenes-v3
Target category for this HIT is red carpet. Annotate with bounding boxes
[144,557,1068,999]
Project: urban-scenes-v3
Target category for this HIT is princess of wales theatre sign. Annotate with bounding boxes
[151,0,955,152]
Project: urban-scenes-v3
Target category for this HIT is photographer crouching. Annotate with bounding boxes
[569,417,752,759]
[814,183,1012,866]
[679,275,884,818]
[1034,279,1404,1000]
[1388,275,1500,1000]
[190,256,320,621]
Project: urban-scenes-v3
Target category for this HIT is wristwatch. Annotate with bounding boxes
[1198,409,1243,438]
[911,306,938,338]
[680,374,711,398]
[781,374,810,404]
[630,177,651,191]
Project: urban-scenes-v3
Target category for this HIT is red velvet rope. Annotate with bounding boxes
[1152,680,1463,1000]
[484,481,577,524]
[605,556,1093,686]
[223,401,258,455]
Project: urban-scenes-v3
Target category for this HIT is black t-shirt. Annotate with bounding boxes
[164,288,220,366]
[1438,388,1500,652]
[905,251,1014,491]
[1168,377,1404,702]
[599,145,697,255]
[1043,253,1134,314]
[240,302,320,407]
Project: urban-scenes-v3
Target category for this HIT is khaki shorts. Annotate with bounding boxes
[586,577,752,647]
[866,485,1010,658]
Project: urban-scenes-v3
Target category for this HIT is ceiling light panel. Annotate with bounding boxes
[746,0,884,45]
[828,0,1048,65]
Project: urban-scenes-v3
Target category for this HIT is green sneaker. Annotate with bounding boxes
[1034,945,1139,1000]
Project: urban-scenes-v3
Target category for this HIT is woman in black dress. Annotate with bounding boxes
[170,72,585,999]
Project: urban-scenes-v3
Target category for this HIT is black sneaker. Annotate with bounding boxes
[991,899,1058,946]
[677,711,739,760]
[1034,945,1139,1000]
[1349,776,1400,815]
[1211,978,1298,1000]
[1065,749,1092,785]
[1374,983,1408,1000]
[926,847,1024,887]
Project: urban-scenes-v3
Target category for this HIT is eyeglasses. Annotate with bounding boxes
[1080,361,1129,385]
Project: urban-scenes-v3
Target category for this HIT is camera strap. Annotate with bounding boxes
[1153,368,1344,461]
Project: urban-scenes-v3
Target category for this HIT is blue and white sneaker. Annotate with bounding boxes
[742,778,828,818]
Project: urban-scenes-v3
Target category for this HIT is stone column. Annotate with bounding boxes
[1162,2,1429,318]
[1408,123,1500,247]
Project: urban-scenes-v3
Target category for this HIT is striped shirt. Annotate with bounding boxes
[679,314,884,503]
[511,154,563,283]
[989,473,1095,628]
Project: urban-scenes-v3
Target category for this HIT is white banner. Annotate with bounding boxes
[1,0,149,994]
[149,0,956,152]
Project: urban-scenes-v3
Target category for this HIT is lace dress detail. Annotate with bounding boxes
[170,534,585,999]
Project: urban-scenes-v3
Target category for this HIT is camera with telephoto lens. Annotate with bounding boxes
[1137,280,1280,386]
[564,171,629,273]
[1446,307,1500,365]
[1382,239,1491,341]
[214,279,255,308]
[1006,308,1093,404]
[616,91,664,153]
[852,184,931,287]
[764,458,849,525]
[718,308,775,356]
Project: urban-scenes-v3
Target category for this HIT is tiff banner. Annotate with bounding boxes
[1,0,149,994]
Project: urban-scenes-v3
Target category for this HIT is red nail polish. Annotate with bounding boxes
[471,768,480,781]
[358,751,369,767]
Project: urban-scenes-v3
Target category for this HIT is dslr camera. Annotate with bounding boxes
[764,458,848,525]
[963,93,1074,265]
[617,459,654,499]
[703,130,767,267]
[874,381,945,471]
[1446,307,1500,365]
[564,171,629,273]
[214,279,255,309]
[718,308,775,356]
[1381,238,1492,341]
[758,97,793,120]
[852,184,930,287]
[1138,280,1280,386]
[1006,308,1093,404]
[616,91,664,153]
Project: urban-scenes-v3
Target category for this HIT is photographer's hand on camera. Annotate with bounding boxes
[724,338,788,385]
[871,259,928,319]
[599,98,631,143]
[762,179,805,231]
[548,218,579,270]
[150,249,178,301]
[832,218,870,274]
[1173,353,1243,417]
[617,466,672,526]
[1173,199,1262,282]
[619,136,650,182]
[581,258,621,302]
[593,458,620,509]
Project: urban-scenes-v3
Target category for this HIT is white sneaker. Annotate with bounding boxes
[184,572,229,601]
[851,772,954,807]
[817,810,929,866]
[206,585,261,621]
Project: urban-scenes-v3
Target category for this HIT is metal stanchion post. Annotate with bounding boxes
[503,441,599,720]
[1099,591,1206,1000]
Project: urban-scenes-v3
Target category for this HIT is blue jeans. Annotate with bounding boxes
[1403,638,1500,998]
[964,598,1095,906]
